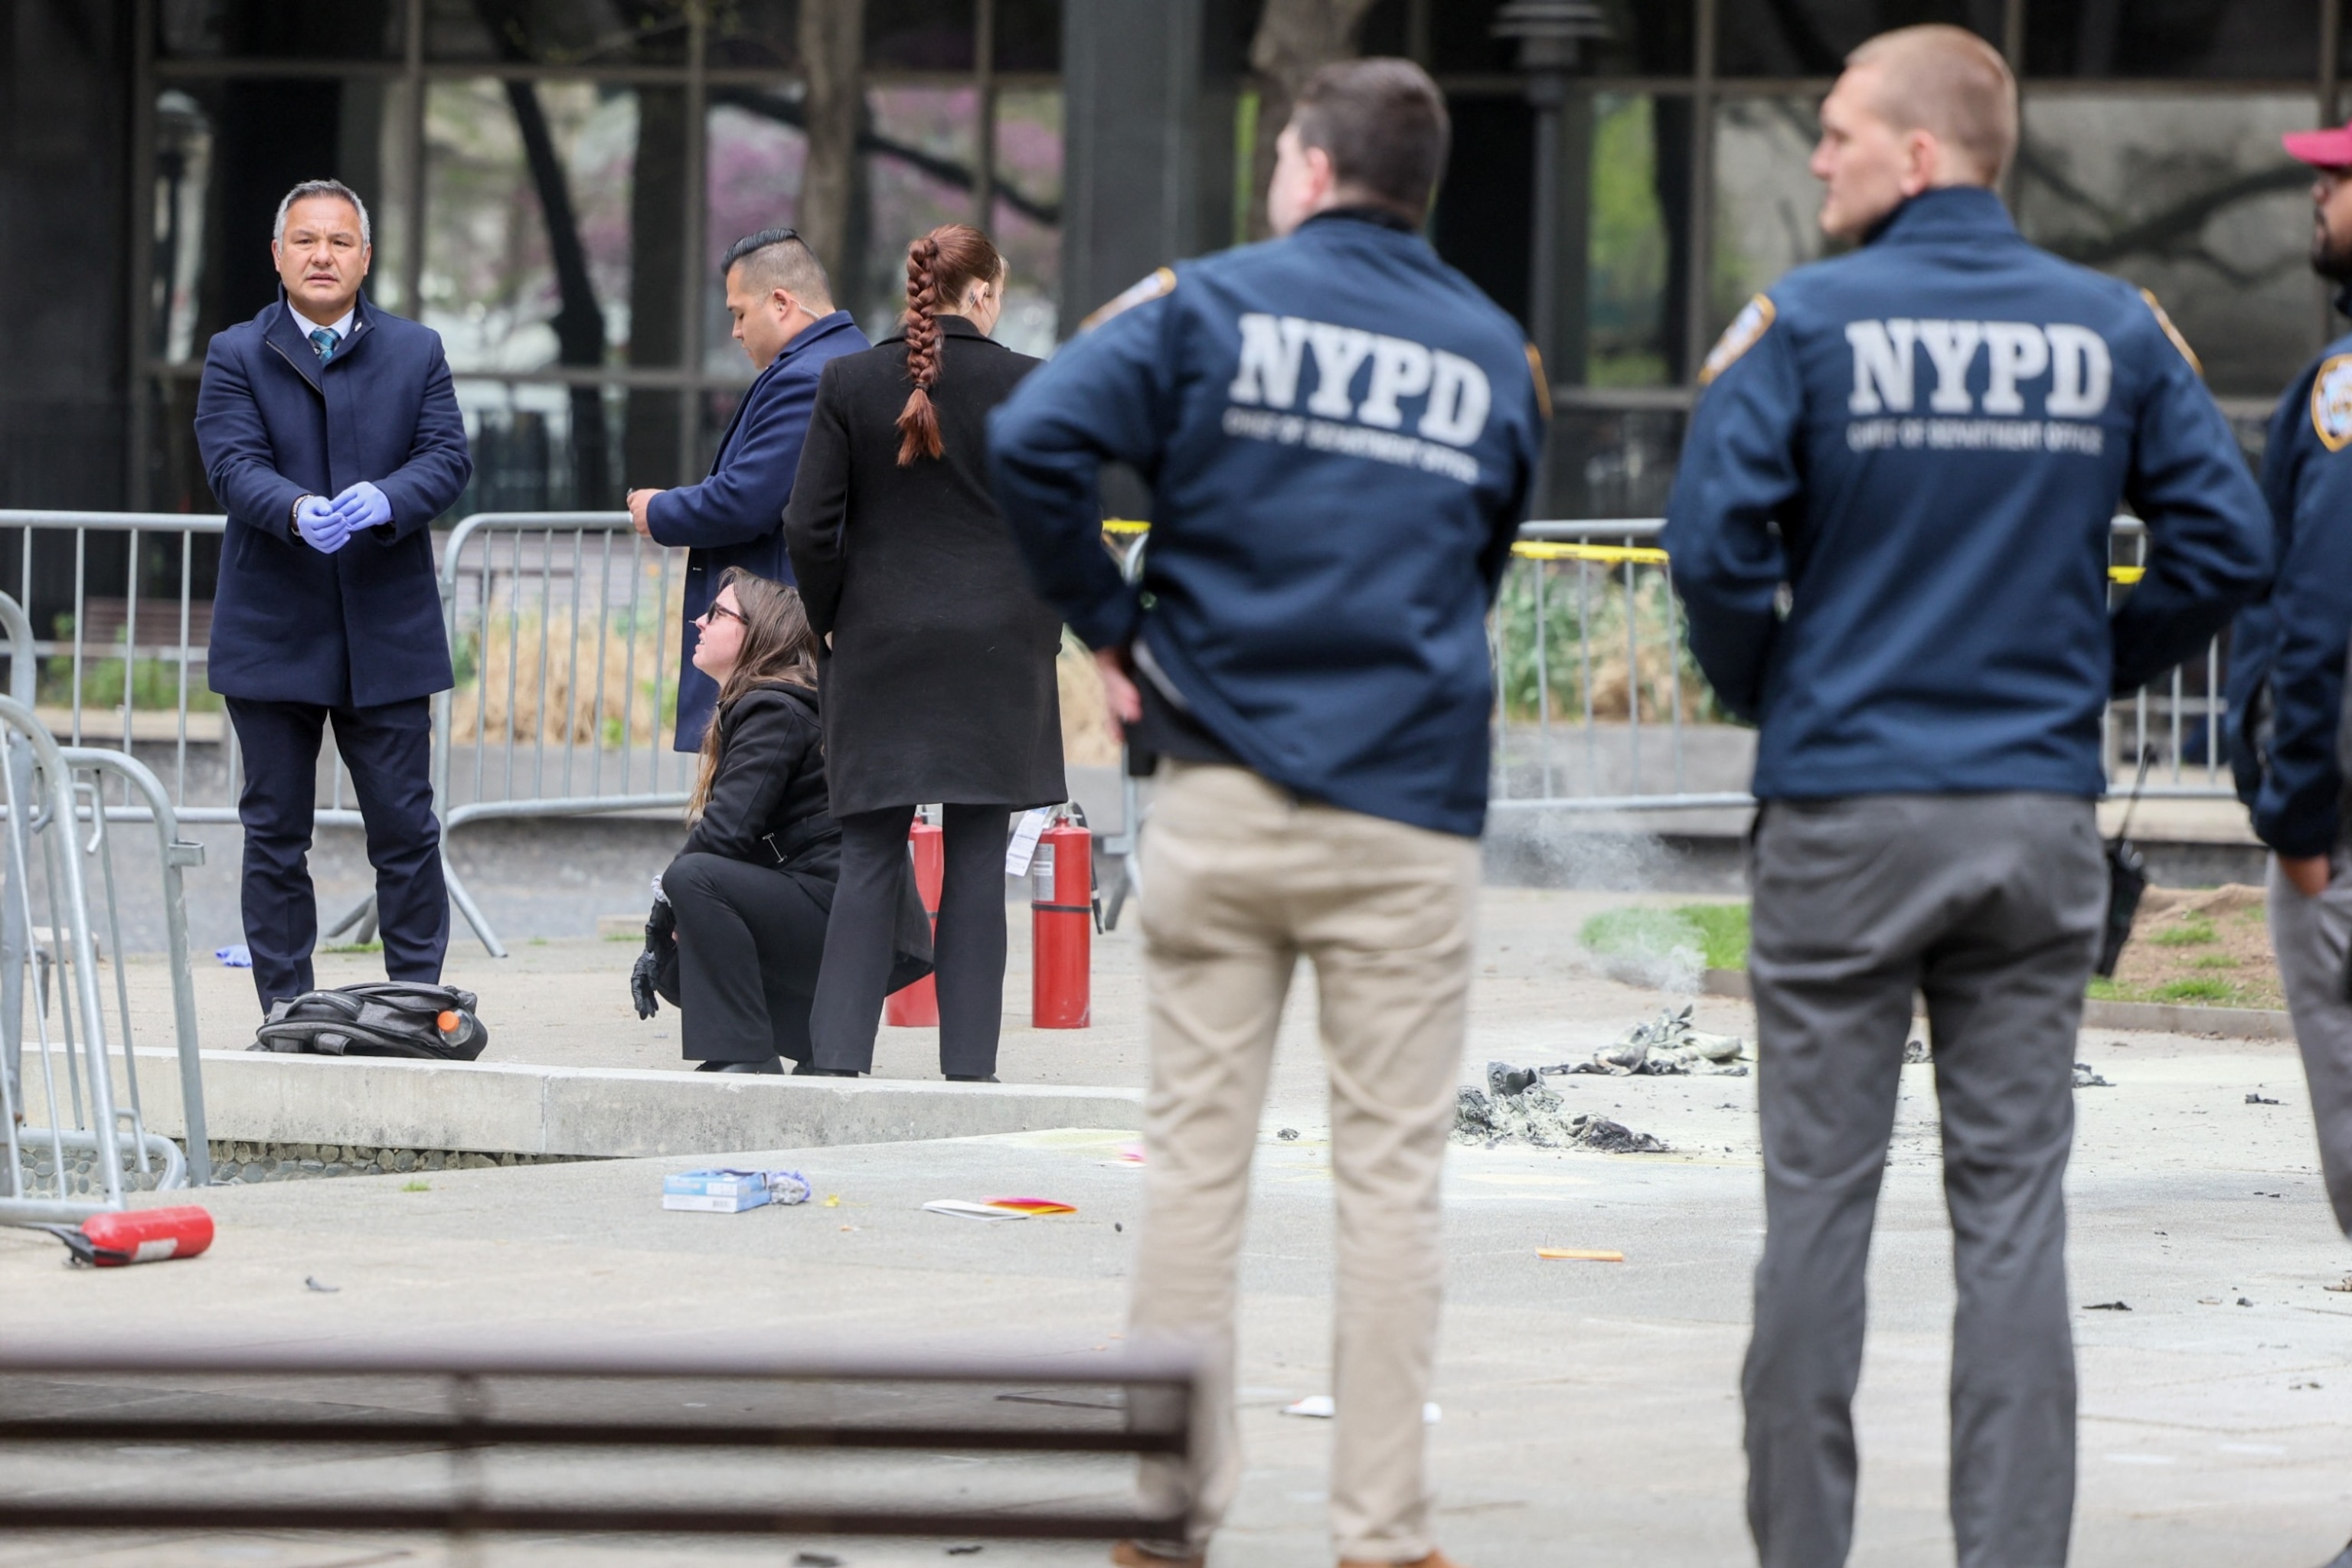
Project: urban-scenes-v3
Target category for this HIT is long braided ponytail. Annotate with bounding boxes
[894,222,1004,467]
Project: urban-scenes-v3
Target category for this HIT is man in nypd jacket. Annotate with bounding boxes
[1661,27,2269,1568]
[627,228,868,751]
[989,59,1542,1568]
[2228,128,2352,1568]
[195,179,471,1014]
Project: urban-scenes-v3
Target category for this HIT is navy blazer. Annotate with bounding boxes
[650,309,870,750]
[194,292,471,707]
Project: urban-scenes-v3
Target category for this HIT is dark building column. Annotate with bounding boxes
[0,0,133,511]
[1059,0,1244,332]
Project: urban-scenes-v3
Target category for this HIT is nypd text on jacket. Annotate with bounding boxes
[1662,187,2269,802]
[987,211,1547,838]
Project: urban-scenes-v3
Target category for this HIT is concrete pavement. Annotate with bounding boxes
[10,887,2352,1563]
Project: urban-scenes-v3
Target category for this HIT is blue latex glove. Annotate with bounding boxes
[328,479,393,533]
[293,495,353,554]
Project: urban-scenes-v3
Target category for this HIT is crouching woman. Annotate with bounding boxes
[648,568,843,1073]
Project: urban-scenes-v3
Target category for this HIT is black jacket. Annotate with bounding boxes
[785,316,1068,817]
[678,683,839,894]
[655,681,929,1002]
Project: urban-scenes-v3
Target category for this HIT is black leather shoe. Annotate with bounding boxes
[795,1064,861,1077]
[945,1073,999,1083]
[694,1058,783,1074]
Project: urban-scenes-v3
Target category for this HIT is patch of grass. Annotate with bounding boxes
[1676,903,1751,971]
[401,1179,430,1193]
[2191,954,2240,970]
[1579,902,1751,973]
[529,936,547,947]
[321,939,382,955]
[604,929,642,941]
[2149,918,2218,947]
[2086,977,2123,1001]
[2151,977,2239,1003]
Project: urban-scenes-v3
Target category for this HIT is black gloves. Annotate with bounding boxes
[630,899,676,1019]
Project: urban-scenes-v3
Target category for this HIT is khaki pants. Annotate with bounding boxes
[1129,762,1477,1563]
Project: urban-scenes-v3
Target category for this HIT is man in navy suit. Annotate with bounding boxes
[626,228,869,750]
[194,178,472,1012]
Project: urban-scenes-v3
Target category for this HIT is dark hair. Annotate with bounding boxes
[688,567,822,821]
[896,223,1004,466]
[1289,58,1452,220]
[721,227,833,312]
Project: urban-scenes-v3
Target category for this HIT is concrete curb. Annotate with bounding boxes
[108,1050,1143,1159]
[1700,969,2294,1040]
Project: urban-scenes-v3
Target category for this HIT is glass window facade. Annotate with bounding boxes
[1419,0,2340,512]
[135,0,1058,514]
[126,0,2342,520]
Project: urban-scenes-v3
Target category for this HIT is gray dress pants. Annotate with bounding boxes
[2264,848,2352,1236]
[1745,794,2105,1568]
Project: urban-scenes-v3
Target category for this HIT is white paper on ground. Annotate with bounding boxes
[1004,808,1053,875]
[1279,1396,1440,1424]
[922,1199,1031,1221]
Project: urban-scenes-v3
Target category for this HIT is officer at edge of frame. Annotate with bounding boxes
[2224,112,2352,1568]
[1661,24,2270,1568]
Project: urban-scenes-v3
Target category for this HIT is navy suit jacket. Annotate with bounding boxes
[650,309,870,750]
[194,292,472,707]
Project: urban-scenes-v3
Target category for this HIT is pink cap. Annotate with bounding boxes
[2284,125,2352,168]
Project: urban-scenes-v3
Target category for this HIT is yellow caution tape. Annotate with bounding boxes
[1100,521,2148,582]
[1511,542,1670,566]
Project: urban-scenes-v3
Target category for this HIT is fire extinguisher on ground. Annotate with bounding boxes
[884,809,946,1027]
[1032,806,1093,1029]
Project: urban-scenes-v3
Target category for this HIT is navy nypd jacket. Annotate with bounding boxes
[2225,307,2352,856]
[195,291,472,708]
[1662,187,2270,802]
[650,309,869,750]
[986,211,1548,838]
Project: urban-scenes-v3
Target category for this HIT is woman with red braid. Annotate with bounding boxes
[784,224,1066,1080]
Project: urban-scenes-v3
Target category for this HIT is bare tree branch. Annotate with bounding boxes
[709,85,1062,228]
[1243,0,1381,241]
[798,0,867,286]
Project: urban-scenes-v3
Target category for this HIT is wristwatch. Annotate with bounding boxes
[290,495,313,532]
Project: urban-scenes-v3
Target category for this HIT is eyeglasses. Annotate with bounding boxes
[696,602,746,629]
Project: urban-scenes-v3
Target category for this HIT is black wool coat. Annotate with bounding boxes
[677,682,840,897]
[784,316,1068,818]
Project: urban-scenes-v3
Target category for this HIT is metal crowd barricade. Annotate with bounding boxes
[0,1337,1199,1544]
[1488,516,2240,814]
[432,511,688,957]
[0,580,209,1217]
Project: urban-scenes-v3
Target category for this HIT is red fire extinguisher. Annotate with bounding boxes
[1032,809,1093,1029]
[39,1205,214,1267]
[884,810,945,1027]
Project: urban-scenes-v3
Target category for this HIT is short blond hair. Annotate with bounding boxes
[1846,24,2018,185]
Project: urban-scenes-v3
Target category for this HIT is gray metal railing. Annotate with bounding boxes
[0,506,2239,965]
[0,508,694,958]
[1489,516,2238,813]
[0,691,193,1223]
[431,511,688,957]
[0,1337,1198,1544]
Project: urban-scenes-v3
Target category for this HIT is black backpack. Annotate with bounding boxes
[250,982,490,1060]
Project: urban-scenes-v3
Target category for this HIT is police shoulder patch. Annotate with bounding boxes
[2139,289,2203,377]
[1524,344,1553,421]
[2311,354,2352,452]
[1697,294,1775,386]
[1078,266,1177,333]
